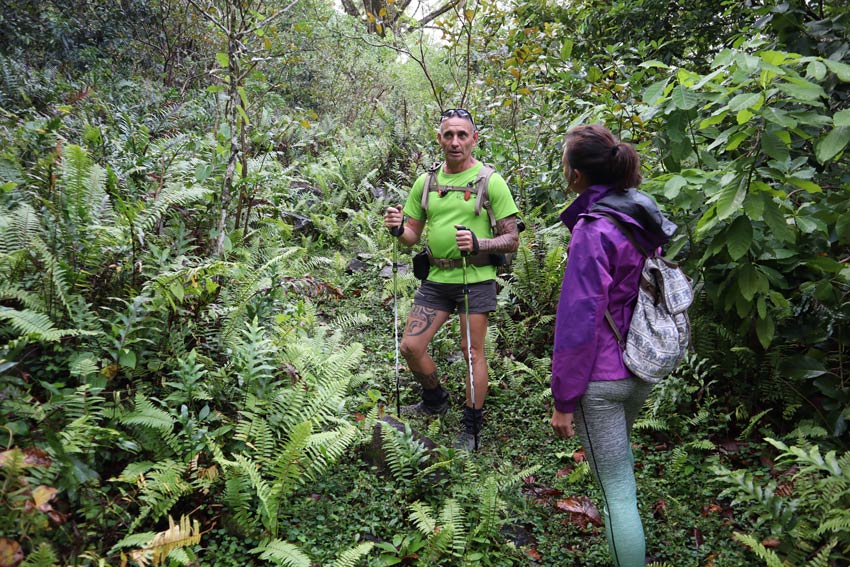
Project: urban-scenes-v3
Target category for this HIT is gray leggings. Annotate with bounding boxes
[575,377,653,567]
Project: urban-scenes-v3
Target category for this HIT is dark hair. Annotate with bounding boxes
[562,124,641,192]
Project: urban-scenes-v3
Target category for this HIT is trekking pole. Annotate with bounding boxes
[390,210,403,417]
[456,225,478,451]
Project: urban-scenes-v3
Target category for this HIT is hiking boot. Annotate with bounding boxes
[400,386,449,417]
[453,405,484,451]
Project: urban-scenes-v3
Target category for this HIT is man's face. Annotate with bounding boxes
[437,117,478,166]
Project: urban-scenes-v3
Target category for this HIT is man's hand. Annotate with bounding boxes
[385,205,404,235]
[551,409,575,438]
[454,225,479,254]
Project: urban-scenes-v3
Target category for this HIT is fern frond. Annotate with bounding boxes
[0,307,95,342]
[232,453,279,535]
[121,393,175,433]
[439,498,467,555]
[329,542,374,567]
[135,183,211,244]
[130,515,201,567]
[252,540,312,567]
[732,532,785,567]
[409,501,437,535]
[269,420,312,497]
[20,542,59,567]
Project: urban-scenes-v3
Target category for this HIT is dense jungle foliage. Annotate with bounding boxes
[1,0,849,566]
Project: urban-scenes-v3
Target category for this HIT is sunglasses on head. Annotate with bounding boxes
[440,108,476,128]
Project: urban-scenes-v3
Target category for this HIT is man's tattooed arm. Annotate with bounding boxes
[479,215,520,253]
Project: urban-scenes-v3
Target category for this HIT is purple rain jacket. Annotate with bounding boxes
[551,184,677,413]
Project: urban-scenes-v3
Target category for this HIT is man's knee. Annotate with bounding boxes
[400,339,424,361]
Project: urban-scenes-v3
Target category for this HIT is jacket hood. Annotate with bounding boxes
[589,188,677,251]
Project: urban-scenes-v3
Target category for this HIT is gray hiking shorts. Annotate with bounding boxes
[414,280,497,314]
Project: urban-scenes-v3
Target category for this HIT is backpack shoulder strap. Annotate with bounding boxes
[596,212,651,258]
[473,163,497,230]
[421,162,443,212]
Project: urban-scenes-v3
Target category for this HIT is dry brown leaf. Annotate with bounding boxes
[555,495,602,526]
[0,539,23,567]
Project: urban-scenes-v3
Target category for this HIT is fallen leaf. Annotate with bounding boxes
[653,499,668,518]
[762,537,781,548]
[555,496,602,527]
[32,485,58,509]
[523,545,542,561]
[0,538,23,567]
[572,449,586,462]
[555,466,574,477]
[701,503,722,517]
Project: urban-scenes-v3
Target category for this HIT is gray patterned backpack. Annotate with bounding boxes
[600,213,694,383]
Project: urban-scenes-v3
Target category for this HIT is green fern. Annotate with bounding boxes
[20,542,59,567]
[328,542,375,567]
[380,420,429,483]
[0,307,95,342]
[252,540,312,567]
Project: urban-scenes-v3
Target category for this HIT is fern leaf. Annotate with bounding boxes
[130,515,201,567]
[121,394,175,433]
[732,532,785,567]
[252,540,312,567]
[329,542,375,567]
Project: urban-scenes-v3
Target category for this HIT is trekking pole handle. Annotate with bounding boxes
[455,224,478,256]
[388,205,404,237]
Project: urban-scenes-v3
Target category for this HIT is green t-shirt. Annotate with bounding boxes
[403,162,519,284]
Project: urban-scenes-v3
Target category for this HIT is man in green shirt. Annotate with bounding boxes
[384,109,520,450]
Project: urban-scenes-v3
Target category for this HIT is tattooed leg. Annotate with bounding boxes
[413,370,440,390]
[400,305,450,376]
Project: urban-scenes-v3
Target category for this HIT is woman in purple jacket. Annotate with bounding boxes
[550,124,676,566]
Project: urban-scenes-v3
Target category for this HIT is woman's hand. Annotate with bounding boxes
[551,409,575,438]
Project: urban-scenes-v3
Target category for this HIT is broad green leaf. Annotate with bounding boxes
[757,296,767,319]
[824,59,850,82]
[762,129,789,161]
[763,107,797,128]
[755,314,774,348]
[760,50,791,66]
[729,93,762,112]
[215,52,229,67]
[743,193,764,219]
[736,109,754,125]
[726,216,753,260]
[643,79,669,104]
[737,264,765,300]
[716,178,747,220]
[777,78,826,101]
[726,131,749,150]
[762,201,795,243]
[806,256,845,274]
[663,175,688,199]
[786,177,821,193]
[794,216,818,234]
[815,126,850,163]
[639,60,669,69]
[671,85,699,110]
[836,212,850,244]
[170,281,184,301]
[560,39,573,60]
[834,109,850,127]
[806,60,827,80]
[699,110,728,129]
[120,349,137,369]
